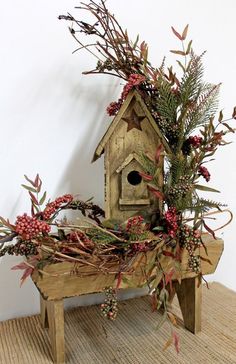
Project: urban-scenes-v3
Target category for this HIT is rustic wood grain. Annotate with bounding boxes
[175,276,202,333]
[92,89,169,161]
[92,89,166,220]
[40,295,49,328]
[47,300,65,364]
[32,234,223,301]
[31,235,223,363]
[103,93,163,220]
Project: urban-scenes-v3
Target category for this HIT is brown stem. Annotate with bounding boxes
[41,245,98,268]
[82,69,126,80]
[0,232,17,246]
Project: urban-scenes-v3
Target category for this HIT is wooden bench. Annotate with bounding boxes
[31,233,223,363]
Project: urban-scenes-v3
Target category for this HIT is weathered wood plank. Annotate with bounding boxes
[176,276,202,333]
[92,89,171,162]
[93,89,165,220]
[35,234,223,363]
[47,300,65,364]
[92,90,136,162]
[40,295,49,328]
[32,234,223,301]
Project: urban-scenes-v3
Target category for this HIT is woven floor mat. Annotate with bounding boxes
[0,282,236,363]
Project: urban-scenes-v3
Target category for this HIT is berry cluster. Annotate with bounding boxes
[126,216,144,235]
[15,214,51,240]
[180,225,202,273]
[66,231,90,244]
[178,175,191,183]
[131,242,148,252]
[101,287,118,320]
[188,255,201,274]
[159,119,179,145]
[164,207,178,238]
[106,73,146,116]
[43,194,73,220]
[121,74,146,100]
[0,241,38,257]
[169,182,192,199]
[107,100,122,116]
[180,225,202,250]
[198,165,211,182]
[188,135,203,148]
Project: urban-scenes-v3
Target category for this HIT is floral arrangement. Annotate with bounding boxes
[0,0,235,353]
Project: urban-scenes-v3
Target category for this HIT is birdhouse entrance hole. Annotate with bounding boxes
[127,170,142,186]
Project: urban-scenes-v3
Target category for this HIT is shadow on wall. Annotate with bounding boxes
[56,78,119,204]
[0,255,40,321]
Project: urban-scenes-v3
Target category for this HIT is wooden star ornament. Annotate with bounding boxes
[122,109,146,132]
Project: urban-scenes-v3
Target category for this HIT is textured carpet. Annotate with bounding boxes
[0,282,236,364]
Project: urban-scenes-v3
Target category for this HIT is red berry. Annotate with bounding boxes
[189,135,203,148]
[15,213,51,240]
[164,207,178,238]
[198,166,210,182]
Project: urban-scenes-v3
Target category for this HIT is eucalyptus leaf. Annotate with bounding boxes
[133,34,139,49]
[176,60,185,73]
[170,50,186,56]
[39,191,47,205]
[156,311,167,330]
[152,226,164,231]
[195,184,220,193]
[186,39,192,54]
[21,184,37,193]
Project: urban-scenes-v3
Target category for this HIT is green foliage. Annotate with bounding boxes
[184,82,220,136]
[140,153,157,176]
[187,198,227,213]
[179,52,205,106]
[166,155,189,185]
[155,77,178,123]
[87,228,118,244]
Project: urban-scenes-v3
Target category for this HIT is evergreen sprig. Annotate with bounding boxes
[155,77,178,123]
[187,198,227,213]
[185,83,220,136]
[179,52,205,106]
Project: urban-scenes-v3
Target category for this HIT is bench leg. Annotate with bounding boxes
[40,295,49,328]
[46,300,65,364]
[176,276,202,333]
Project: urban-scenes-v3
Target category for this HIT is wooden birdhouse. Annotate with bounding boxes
[92,89,169,221]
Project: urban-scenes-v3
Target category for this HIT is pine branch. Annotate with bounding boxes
[156,78,178,122]
[179,52,205,106]
[167,156,187,185]
[186,198,227,213]
[140,153,157,176]
[185,83,220,136]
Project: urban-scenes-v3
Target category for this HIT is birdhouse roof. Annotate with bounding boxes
[92,89,170,162]
[115,152,144,173]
